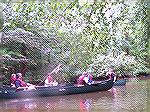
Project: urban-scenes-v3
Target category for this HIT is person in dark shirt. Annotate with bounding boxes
[106,68,117,82]
[14,73,36,91]
[15,79,22,88]
[15,74,23,88]
[15,73,28,88]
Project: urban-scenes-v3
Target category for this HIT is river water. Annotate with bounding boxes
[0,78,150,112]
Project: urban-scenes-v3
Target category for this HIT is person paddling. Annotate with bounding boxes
[15,73,36,90]
[78,73,86,85]
[15,73,28,88]
[44,73,53,87]
[106,68,117,82]
[10,73,16,87]
[78,71,94,85]
[83,72,94,85]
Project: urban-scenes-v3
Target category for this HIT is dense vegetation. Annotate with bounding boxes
[0,0,149,84]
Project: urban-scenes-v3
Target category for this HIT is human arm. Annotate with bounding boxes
[15,80,22,88]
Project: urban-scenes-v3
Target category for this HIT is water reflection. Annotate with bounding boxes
[79,99,92,112]
[0,91,113,112]
[0,79,149,112]
[110,81,147,112]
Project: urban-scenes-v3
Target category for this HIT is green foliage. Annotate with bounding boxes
[90,0,149,76]
[1,0,149,84]
[91,52,149,77]
[1,43,24,58]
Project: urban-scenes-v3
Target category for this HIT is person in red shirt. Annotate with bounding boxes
[10,73,16,87]
[78,71,94,85]
[77,72,87,85]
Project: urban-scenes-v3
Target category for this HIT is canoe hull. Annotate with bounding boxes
[113,79,126,86]
[0,80,113,99]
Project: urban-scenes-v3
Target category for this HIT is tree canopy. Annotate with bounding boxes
[1,0,150,84]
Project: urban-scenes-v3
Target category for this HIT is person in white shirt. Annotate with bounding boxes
[44,73,53,87]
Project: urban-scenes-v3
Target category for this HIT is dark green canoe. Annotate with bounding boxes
[0,79,113,99]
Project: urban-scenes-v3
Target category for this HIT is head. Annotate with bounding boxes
[109,68,114,72]
[17,73,22,77]
[82,71,88,76]
[16,73,23,80]
[47,73,52,76]
[11,74,16,78]
[16,74,20,79]
[47,73,52,80]
[11,74,16,81]
[48,75,52,78]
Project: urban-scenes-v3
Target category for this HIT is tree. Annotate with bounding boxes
[1,0,149,83]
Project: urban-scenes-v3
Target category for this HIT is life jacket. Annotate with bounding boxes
[47,75,53,83]
[78,75,86,84]
[87,74,93,83]
[15,79,22,88]
[11,74,16,84]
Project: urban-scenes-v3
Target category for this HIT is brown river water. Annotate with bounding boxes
[0,78,150,112]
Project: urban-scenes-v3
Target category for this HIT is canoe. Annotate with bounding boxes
[113,79,126,86]
[0,79,113,99]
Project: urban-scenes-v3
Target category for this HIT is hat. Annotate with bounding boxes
[17,73,22,77]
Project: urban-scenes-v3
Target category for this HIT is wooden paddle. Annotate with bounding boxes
[38,64,62,86]
[16,85,36,92]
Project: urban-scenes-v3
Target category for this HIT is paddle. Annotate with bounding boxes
[38,64,62,86]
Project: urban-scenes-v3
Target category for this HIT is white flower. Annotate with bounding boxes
[76,27,83,33]
[78,0,87,6]
[70,8,77,16]
[95,23,100,28]
[90,14,98,23]
[96,9,100,14]
[3,22,11,27]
